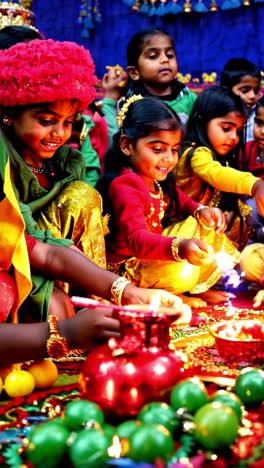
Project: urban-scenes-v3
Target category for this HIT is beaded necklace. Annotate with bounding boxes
[27,160,55,178]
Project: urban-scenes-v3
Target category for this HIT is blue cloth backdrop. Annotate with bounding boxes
[33,0,263,81]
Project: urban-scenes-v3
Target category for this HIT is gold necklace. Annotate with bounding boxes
[147,180,166,228]
[154,180,166,221]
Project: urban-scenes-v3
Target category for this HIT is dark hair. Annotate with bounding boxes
[97,96,182,224]
[0,25,42,50]
[181,85,248,162]
[126,28,174,67]
[220,58,261,88]
[256,94,264,113]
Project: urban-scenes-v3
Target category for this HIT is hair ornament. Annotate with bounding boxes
[117,94,143,128]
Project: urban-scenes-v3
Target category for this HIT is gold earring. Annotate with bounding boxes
[2,117,10,125]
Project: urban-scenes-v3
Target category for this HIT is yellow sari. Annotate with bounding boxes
[0,159,32,322]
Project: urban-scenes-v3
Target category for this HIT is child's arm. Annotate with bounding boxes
[251,179,264,216]
[0,308,121,367]
[28,237,183,307]
[110,174,214,265]
[252,289,264,309]
[189,147,260,196]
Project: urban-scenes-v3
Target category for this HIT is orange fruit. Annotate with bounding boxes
[0,376,3,395]
[4,369,35,397]
[27,359,58,389]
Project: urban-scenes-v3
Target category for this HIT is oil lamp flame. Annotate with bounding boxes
[214,251,237,273]
[214,251,244,291]
[108,435,122,458]
[148,292,161,312]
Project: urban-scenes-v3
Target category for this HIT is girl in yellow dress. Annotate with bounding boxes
[176,85,264,251]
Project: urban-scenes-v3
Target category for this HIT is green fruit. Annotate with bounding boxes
[234,368,264,405]
[103,423,116,443]
[128,423,174,463]
[116,420,142,439]
[194,402,239,450]
[170,377,208,413]
[63,399,104,431]
[138,402,179,434]
[26,420,70,468]
[210,390,243,421]
[69,427,110,468]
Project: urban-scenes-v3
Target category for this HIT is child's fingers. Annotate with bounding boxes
[252,289,264,308]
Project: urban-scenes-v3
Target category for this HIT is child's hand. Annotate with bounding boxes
[60,307,121,350]
[252,179,264,216]
[101,67,127,102]
[179,238,214,266]
[252,289,264,308]
[122,284,183,309]
[197,207,227,233]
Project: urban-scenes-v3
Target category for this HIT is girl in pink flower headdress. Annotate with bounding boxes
[0,38,109,321]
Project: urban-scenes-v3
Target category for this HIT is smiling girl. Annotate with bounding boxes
[97,95,240,308]
[0,39,108,320]
[176,85,264,251]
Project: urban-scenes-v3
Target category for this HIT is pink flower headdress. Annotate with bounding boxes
[0,39,98,111]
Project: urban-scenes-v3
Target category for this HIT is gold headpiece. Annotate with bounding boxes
[117,94,143,128]
[0,1,38,32]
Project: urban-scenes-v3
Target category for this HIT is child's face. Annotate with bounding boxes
[127,34,178,95]
[254,106,264,151]
[232,75,260,110]
[206,111,245,156]
[10,100,79,164]
[121,129,182,190]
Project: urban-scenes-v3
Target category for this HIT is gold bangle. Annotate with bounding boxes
[110,277,131,306]
[193,205,207,221]
[171,237,184,262]
[46,315,69,360]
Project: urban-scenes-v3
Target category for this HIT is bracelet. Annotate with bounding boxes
[46,315,69,360]
[171,237,184,262]
[193,204,207,221]
[110,277,131,306]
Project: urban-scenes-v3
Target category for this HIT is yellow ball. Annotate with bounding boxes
[27,359,58,389]
[4,369,35,397]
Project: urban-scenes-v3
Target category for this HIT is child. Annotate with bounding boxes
[176,85,264,251]
[0,38,109,320]
[239,95,264,242]
[240,243,264,308]
[220,58,261,142]
[102,28,197,144]
[0,146,183,327]
[0,166,187,364]
[98,95,237,308]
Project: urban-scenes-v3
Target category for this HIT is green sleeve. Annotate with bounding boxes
[101,98,119,147]
[80,115,101,187]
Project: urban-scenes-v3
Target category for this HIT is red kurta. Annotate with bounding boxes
[106,169,199,263]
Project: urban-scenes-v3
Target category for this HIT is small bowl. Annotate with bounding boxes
[209,319,264,364]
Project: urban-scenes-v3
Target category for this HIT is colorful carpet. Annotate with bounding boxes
[0,291,263,467]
